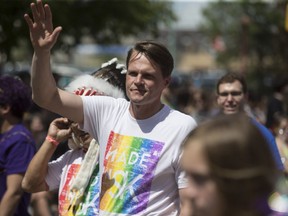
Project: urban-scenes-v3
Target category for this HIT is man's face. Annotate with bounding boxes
[126,51,170,107]
[217,80,245,115]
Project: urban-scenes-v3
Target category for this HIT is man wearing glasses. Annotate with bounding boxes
[215,72,284,171]
[216,72,247,115]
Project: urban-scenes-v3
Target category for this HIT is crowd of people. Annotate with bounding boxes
[163,72,288,173]
[0,0,287,215]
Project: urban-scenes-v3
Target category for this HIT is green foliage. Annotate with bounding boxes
[0,0,31,62]
[200,0,288,91]
[0,0,176,62]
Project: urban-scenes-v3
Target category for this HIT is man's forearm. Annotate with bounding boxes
[2,174,28,215]
[31,51,58,108]
[22,139,57,192]
[0,193,22,216]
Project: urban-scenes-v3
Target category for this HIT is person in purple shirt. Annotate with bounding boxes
[0,75,36,216]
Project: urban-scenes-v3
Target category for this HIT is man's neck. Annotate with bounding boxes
[129,103,164,120]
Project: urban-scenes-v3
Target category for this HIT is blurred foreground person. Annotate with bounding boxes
[0,76,36,215]
[181,113,281,216]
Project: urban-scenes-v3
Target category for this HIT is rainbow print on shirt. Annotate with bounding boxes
[58,162,100,216]
[100,131,164,214]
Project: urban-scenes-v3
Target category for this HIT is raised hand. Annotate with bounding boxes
[48,118,72,144]
[24,0,62,52]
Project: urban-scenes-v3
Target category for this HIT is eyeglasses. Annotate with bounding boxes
[218,91,243,97]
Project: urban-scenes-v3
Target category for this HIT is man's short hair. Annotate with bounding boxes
[216,72,247,94]
[126,41,174,78]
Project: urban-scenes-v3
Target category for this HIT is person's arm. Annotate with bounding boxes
[21,137,58,193]
[0,174,25,216]
[22,117,71,193]
[24,0,83,124]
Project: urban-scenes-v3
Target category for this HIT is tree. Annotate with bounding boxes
[200,0,288,91]
[0,0,30,64]
[0,0,176,66]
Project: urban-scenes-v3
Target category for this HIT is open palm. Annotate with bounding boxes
[24,0,62,52]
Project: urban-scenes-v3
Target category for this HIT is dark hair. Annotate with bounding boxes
[216,72,247,94]
[183,113,278,215]
[270,113,287,136]
[126,40,174,78]
[272,78,288,93]
[0,75,32,118]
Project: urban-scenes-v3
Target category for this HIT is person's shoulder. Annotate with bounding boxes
[8,124,35,142]
[168,106,194,118]
[116,97,129,103]
[82,95,129,106]
[113,97,130,109]
[251,118,274,137]
[251,118,268,129]
[168,107,197,126]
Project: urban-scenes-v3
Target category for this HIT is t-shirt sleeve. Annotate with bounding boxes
[80,96,106,140]
[175,150,189,189]
[46,152,69,190]
[175,116,197,189]
[46,150,83,191]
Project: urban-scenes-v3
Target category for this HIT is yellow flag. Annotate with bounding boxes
[285,3,288,32]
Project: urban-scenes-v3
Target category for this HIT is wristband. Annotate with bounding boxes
[46,135,60,146]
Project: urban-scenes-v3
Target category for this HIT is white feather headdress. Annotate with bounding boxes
[65,74,125,99]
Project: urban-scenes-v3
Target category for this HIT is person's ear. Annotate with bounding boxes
[243,92,248,102]
[216,93,220,105]
[164,76,171,88]
[0,104,10,115]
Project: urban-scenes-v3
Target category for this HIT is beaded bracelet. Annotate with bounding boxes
[45,135,60,147]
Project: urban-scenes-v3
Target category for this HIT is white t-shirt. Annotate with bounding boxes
[46,149,100,216]
[81,96,197,216]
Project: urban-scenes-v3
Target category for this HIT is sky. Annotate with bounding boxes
[171,1,208,30]
[169,0,273,30]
